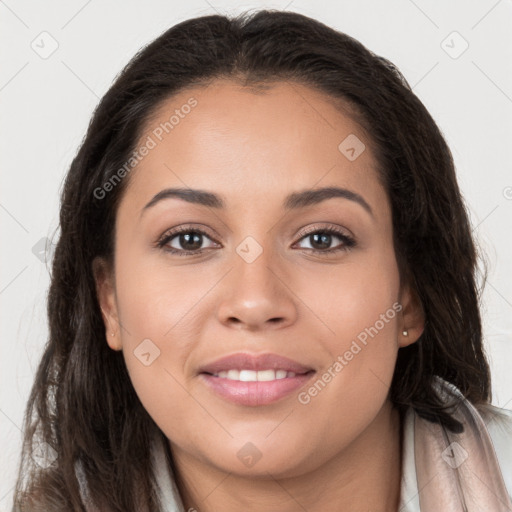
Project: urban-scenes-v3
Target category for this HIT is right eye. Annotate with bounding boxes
[157,227,220,256]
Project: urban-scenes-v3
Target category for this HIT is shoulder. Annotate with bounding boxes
[476,403,512,498]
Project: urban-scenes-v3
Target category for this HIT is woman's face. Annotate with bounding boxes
[95,80,421,478]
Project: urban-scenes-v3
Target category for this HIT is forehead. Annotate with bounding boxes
[122,79,385,214]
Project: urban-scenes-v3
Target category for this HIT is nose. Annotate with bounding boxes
[216,243,298,332]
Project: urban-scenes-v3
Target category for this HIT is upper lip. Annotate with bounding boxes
[199,353,315,375]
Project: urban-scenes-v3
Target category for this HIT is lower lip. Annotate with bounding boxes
[199,372,315,406]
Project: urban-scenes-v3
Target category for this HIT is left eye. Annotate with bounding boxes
[294,229,355,252]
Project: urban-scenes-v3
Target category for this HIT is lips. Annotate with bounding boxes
[199,352,316,406]
[199,352,314,375]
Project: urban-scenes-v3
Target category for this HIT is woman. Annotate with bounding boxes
[13,9,512,512]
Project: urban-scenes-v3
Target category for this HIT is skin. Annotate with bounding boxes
[94,80,424,511]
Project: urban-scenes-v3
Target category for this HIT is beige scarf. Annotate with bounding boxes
[399,377,512,511]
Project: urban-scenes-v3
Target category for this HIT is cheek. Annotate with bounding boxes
[289,280,401,471]
[300,244,400,353]
[298,247,401,405]
[113,238,207,345]
[111,247,202,424]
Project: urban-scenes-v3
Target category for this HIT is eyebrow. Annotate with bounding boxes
[141,186,373,217]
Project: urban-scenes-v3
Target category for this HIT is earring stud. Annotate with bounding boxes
[402,330,408,336]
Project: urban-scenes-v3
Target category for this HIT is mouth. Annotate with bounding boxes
[204,368,307,381]
[199,352,314,375]
[198,352,316,406]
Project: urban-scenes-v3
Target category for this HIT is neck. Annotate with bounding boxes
[169,400,403,512]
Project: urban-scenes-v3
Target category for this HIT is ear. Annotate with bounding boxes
[92,256,122,351]
[398,280,425,348]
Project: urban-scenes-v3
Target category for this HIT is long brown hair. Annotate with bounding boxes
[13,9,490,511]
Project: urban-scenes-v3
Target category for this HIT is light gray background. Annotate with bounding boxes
[1,0,511,508]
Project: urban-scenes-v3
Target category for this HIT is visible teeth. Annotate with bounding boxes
[257,370,276,381]
[227,369,239,380]
[213,369,299,381]
[239,370,257,382]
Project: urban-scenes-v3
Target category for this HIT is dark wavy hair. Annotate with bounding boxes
[13,9,491,511]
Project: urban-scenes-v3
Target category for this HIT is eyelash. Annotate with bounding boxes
[156,224,356,257]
